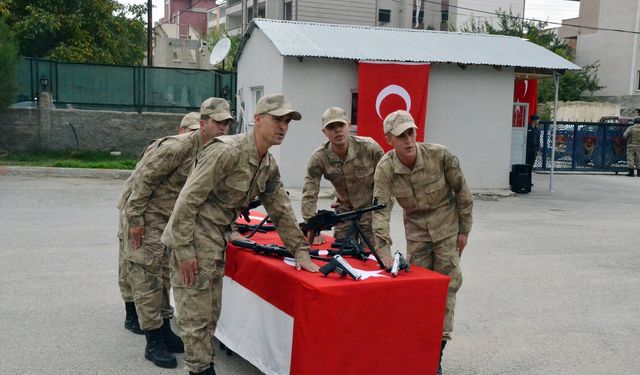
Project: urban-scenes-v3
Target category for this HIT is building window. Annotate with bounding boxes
[172,48,182,62]
[412,10,424,27]
[284,1,293,20]
[378,9,391,24]
[441,10,449,22]
[247,3,266,22]
[637,70,640,91]
[252,86,264,107]
[187,49,197,63]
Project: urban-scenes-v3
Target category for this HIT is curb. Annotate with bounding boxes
[0,166,132,179]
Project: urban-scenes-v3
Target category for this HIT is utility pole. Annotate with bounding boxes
[147,0,153,66]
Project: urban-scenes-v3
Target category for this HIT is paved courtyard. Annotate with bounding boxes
[0,173,638,374]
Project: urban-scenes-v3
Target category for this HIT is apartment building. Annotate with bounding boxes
[224,0,525,35]
[559,0,640,99]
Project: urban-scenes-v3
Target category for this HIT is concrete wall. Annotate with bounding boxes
[426,64,514,190]
[0,94,184,155]
[280,56,359,188]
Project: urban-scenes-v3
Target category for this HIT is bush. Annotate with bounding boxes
[0,16,19,109]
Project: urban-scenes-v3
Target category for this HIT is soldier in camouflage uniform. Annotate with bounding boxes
[161,94,319,375]
[301,106,384,244]
[116,112,202,335]
[372,110,473,375]
[623,116,640,176]
[123,100,233,369]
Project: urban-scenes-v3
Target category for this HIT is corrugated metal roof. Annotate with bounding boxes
[247,19,579,71]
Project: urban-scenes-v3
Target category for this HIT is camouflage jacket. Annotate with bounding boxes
[623,124,640,145]
[161,130,311,262]
[123,131,203,228]
[373,143,473,256]
[301,136,384,221]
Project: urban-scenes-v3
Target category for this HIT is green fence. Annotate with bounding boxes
[16,57,236,113]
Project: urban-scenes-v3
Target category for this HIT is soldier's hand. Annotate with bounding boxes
[330,202,340,210]
[129,226,145,249]
[179,257,199,287]
[227,230,247,243]
[457,233,469,257]
[305,229,316,244]
[295,251,319,272]
[312,234,326,245]
[296,258,320,273]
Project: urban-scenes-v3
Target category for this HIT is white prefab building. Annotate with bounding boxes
[235,19,578,190]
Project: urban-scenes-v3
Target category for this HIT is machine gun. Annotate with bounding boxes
[319,255,362,281]
[389,250,410,277]
[300,200,387,269]
[299,200,385,235]
[231,239,293,258]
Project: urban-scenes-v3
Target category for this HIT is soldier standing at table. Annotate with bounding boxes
[116,111,201,335]
[301,107,384,244]
[161,94,319,375]
[623,116,640,176]
[123,99,233,369]
[372,110,473,375]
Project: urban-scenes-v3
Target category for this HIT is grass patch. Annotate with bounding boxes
[0,150,138,170]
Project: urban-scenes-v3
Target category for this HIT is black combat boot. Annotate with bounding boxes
[162,318,184,353]
[437,340,447,375]
[189,363,216,375]
[626,168,635,176]
[124,302,143,334]
[144,328,177,368]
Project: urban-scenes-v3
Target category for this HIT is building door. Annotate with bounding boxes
[511,102,529,165]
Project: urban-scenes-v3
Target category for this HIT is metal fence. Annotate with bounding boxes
[15,57,236,113]
[534,121,630,173]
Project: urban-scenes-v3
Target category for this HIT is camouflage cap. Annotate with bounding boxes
[255,94,302,121]
[321,107,349,128]
[200,97,234,122]
[383,110,418,136]
[180,112,201,130]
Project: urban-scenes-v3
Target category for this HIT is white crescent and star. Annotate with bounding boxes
[375,84,411,119]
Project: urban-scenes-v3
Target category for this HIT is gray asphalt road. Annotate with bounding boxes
[1,173,638,374]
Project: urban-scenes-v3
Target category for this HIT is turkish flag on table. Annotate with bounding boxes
[357,62,430,152]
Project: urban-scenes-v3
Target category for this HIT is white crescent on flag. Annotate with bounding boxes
[375,84,411,119]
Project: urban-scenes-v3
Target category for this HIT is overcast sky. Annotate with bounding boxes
[123,0,580,29]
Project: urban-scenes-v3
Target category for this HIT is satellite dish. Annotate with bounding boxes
[209,37,231,65]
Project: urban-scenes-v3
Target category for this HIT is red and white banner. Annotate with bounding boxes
[357,62,430,151]
[514,79,538,126]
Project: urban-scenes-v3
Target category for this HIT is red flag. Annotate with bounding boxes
[514,79,538,124]
[357,62,430,151]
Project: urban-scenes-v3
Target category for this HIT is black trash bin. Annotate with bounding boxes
[510,164,532,193]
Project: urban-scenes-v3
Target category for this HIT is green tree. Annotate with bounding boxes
[461,9,604,102]
[0,16,19,108]
[0,0,147,65]
[205,28,241,72]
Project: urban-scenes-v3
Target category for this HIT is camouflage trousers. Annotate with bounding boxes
[627,145,640,168]
[333,211,374,247]
[117,212,133,302]
[407,235,462,342]
[125,212,174,330]
[171,225,226,374]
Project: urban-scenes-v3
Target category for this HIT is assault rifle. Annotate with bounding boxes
[319,255,362,281]
[231,239,293,258]
[389,251,410,277]
[236,223,276,234]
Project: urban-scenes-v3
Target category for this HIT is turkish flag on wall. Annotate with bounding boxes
[514,79,538,123]
[357,62,430,152]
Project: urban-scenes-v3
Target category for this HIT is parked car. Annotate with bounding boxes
[599,116,633,124]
